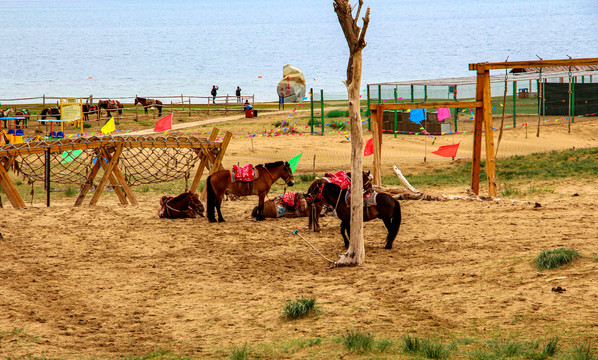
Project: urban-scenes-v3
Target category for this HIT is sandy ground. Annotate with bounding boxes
[0,117,597,359]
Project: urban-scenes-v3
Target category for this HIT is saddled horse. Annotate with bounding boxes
[0,108,12,127]
[308,174,401,249]
[251,192,310,219]
[158,191,205,219]
[134,96,162,116]
[41,107,60,120]
[83,103,99,121]
[306,171,372,232]
[206,161,295,222]
[97,100,123,118]
[14,109,30,128]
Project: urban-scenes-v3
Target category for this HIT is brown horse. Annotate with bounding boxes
[83,104,99,121]
[158,192,205,219]
[307,171,372,232]
[206,161,295,222]
[134,96,162,116]
[97,100,123,118]
[0,108,13,127]
[309,180,401,249]
[251,192,310,219]
[41,107,60,120]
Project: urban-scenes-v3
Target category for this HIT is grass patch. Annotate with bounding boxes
[571,341,596,360]
[229,343,250,360]
[64,186,78,197]
[342,330,374,353]
[299,173,317,182]
[535,248,581,270]
[402,335,450,359]
[124,350,192,360]
[282,297,318,320]
[325,109,348,118]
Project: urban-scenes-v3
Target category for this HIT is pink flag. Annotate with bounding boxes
[437,108,451,121]
[364,137,374,156]
[154,113,173,132]
[432,142,460,158]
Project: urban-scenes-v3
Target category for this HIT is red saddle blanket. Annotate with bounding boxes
[324,170,351,189]
[232,164,258,182]
[282,192,298,206]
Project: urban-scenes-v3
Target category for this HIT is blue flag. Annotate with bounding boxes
[409,109,426,123]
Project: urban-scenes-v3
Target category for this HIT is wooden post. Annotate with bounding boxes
[0,161,26,209]
[181,94,184,111]
[75,151,103,206]
[190,128,219,193]
[471,71,485,195]
[481,70,497,196]
[200,131,233,202]
[225,95,229,115]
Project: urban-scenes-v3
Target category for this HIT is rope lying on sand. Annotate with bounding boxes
[267,223,337,265]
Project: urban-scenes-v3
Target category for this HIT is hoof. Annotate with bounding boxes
[384,244,393,249]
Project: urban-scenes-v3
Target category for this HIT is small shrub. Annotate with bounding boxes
[343,330,374,353]
[64,187,78,197]
[83,123,92,128]
[571,342,595,360]
[541,338,559,357]
[422,340,450,360]
[325,109,349,118]
[376,339,394,353]
[500,184,520,197]
[403,335,421,353]
[282,297,318,320]
[535,248,581,270]
[272,120,284,127]
[299,173,316,182]
[327,121,347,130]
[229,343,250,360]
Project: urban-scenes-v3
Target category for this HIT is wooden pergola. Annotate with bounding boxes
[369,57,598,196]
[0,128,231,208]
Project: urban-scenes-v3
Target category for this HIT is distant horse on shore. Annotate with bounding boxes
[97,100,123,118]
[134,96,162,116]
[83,104,99,121]
[0,108,13,127]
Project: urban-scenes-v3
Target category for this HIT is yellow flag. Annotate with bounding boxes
[101,116,115,135]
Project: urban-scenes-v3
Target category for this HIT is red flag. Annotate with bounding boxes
[154,113,173,132]
[364,137,374,156]
[432,142,460,158]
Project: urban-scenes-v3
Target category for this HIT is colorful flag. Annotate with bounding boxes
[288,153,302,173]
[154,113,173,132]
[101,116,115,135]
[432,142,460,158]
[437,108,451,121]
[364,137,374,156]
[409,108,426,123]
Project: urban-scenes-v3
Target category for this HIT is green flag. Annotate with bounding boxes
[288,153,302,174]
[60,149,83,164]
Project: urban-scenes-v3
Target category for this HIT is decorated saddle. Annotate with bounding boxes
[345,189,379,207]
[275,192,308,217]
[231,164,258,182]
[324,170,351,189]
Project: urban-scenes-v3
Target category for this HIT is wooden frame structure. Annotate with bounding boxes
[0,128,231,208]
[369,57,598,196]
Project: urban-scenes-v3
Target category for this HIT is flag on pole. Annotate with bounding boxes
[437,108,451,121]
[409,108,426,123]
[364,137,374,156]
[288,153,302,173]
[101,116,115,135]
[154,113,173,132]
[431,142,460,158]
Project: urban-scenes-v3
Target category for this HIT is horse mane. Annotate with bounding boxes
[136,96,146,101]
[257,161,284,169]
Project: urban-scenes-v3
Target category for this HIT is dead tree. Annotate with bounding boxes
[333,0,370,266]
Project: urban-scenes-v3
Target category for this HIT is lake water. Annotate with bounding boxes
[1,0,596,102]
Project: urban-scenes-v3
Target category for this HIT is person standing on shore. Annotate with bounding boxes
[211,85,218,104]
[236,86,242,102]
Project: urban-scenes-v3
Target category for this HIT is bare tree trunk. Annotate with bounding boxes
[334,0,370,266]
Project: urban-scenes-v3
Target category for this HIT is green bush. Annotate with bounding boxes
[282,297,318,320]
[343,330,374,353]
[535,248,581,270]
[326,109,349,118]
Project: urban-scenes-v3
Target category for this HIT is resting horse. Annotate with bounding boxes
[251,192,310,219]
[309,178,401,249]
[97,99,123,118]
[158,192,205,219]
[206,161,295,222]
[134,96,162,116]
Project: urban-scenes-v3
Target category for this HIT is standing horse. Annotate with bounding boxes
[83,103,99,121]
[307,171,372,232]
[206,161,295,222]
[134,96,162,116]
[309,180,401,249]
[14,109,30,128]
[0,108,12,127]
[97,100,123,118]
[41,107,60,120]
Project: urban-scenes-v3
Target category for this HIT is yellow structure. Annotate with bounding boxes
[59,98,84,133]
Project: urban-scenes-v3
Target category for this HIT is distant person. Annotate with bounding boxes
[211,85,219,104]
[236,86,242,102]
[244,100,253,111]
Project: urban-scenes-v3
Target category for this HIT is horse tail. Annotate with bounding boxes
[386,199,402,249]
[206,175,216,221]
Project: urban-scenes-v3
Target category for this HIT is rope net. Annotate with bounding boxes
[4,136,211,187]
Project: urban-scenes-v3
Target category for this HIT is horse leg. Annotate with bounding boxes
[341,221,350,248]
[215,195,225,222]
[255,194,266,221]
[384,202,402,249]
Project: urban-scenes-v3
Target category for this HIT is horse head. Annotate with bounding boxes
[189,192,205,217]
[134,96,140,106]
[282,161,295,187]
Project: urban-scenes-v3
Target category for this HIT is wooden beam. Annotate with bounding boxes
[372,105,383,185]
[471,72,485,195]
[481,70,497,196]
[102,146,138,205]
[90,143,124,205]
[200,131,232,202]
[369,101,481,111]
[190,128,219,193]
[97,155,128,205]
[469,57,598,71]
[74,152,102,206]
[0,163,26,208]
